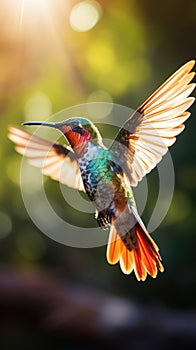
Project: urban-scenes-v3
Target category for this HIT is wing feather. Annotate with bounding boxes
[110,60,195,186]
[8,126,85,191]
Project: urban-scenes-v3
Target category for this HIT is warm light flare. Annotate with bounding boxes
[7,0,66,58]
[12,0,54,28]
[17,0,50,12]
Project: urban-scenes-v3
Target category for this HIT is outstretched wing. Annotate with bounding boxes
[110,60,195,186]
[8,126,85,192]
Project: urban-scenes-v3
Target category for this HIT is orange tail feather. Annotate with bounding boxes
[106,223,164,281]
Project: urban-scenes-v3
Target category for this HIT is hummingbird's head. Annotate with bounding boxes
[23,117,103,154]
[57,117,103,149]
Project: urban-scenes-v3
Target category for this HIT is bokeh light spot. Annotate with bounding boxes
[24,92,52,121]
[70,1,102,32]
[0,211,12,238]
[86,41,115,73]
[87,90,113,120]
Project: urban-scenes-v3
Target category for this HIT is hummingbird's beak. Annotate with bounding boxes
[23,121,71,134]
[23,121,58,128]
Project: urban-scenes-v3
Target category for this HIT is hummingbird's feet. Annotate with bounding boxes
[96,209,113,230]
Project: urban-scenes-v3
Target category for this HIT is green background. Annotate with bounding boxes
[0,0,195,348]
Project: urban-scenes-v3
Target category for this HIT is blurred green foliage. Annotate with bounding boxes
[0,0,195,310]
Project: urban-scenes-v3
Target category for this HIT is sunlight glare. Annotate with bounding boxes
[14,0,52,28]
[18,0,49,12]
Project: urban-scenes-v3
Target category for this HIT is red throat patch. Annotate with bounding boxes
[60,126,91,158]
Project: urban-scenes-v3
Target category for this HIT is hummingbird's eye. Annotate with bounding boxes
[72,123,83,134]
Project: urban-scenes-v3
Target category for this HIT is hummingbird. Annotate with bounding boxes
[8,60,195,281]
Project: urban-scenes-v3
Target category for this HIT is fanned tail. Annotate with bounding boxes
[106,219,164,281]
